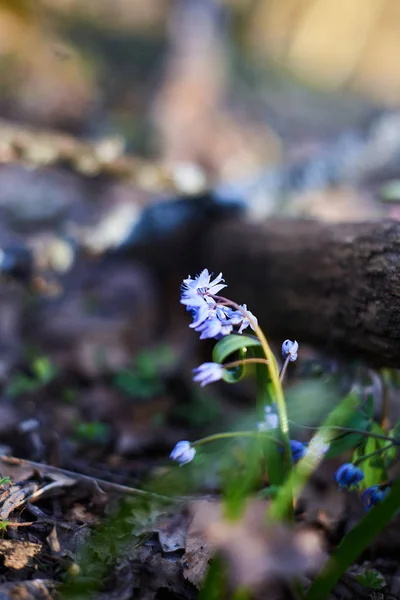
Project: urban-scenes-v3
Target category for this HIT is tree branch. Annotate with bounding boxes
[200,218,400,366]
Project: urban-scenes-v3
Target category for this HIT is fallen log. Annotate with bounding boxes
[198,218,400,367]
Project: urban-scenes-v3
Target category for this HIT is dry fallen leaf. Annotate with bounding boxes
[0,539,42,571]
[183,498,327,590]
[0,579,56,600]
[156,512,188,553]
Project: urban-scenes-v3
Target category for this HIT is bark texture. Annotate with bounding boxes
[199,218,400,367]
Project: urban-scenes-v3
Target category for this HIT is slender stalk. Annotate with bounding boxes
[289,422,399,445]
[379,369,390,432]
[279,356,291,383]
[212,295,292,482]
[192,431,282,448]
[353,443,396,466]
[224,358,269,369]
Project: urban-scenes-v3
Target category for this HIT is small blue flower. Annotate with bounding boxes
[170,441,196,466]
[335,463,364,489]
[282,340,299,362]
[290,439,307,463]
[193,362,224,387]
[362,485,390,510]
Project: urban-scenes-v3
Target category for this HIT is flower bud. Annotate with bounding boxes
[170,441,196,466]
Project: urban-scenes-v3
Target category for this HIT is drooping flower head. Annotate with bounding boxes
[193,362,224,387]
[170,441,196,466]
[335,463,364,489]
[282,340,299,362]
[362,485,390,510]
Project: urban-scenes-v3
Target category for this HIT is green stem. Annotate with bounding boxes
[379,369,390,432]
[213,296,292,484]
[289,422,399,445]
[353,443,396,466]
[192,431,282,448]
[224,358,269,369]
[279,356,291,383]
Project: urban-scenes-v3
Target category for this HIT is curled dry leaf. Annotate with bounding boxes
[182,499,327,590]
[0,484,38,520]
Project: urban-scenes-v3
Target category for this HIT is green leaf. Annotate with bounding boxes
[383,424,399,467]
[357,423,387,489]
[270,392,363,521]
[223,436,265,518]
[356,569,386,590]
[326,431,365,457]
[32,356,57,384]
[114,370,164,399]
[5,375,39,397]
[383,441,397,468]
[304,476,400,600]
[324,396,371,459]
[212,334,261,364]
[389,418,400,440]
[213,334,262,384]
[74,421,110,443]
[221,363,246,384]
[198,556,226,600]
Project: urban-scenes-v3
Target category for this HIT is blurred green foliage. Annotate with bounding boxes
[113,345,175,400]
[5,356,58,397]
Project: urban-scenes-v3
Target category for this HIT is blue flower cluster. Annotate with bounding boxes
[334,463,390,510]
[181,269,258,340]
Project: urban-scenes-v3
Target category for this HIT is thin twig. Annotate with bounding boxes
[0,456,170,502]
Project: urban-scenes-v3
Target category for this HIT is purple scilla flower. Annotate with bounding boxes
[362,485,390,510]
[290,439,307,463]
[193,362,224,387]
[181,269,226,309]
[194,307,234,339]
[181,270,227,330]
[170,441,196,466]
[188,300,219,330]
[225,305,258,334]
[335,463,364,489]
[282,340,299,362]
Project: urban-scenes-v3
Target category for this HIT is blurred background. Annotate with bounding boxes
[2,0,400,173]
[1,0,400,490]
[1,4,400,595]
